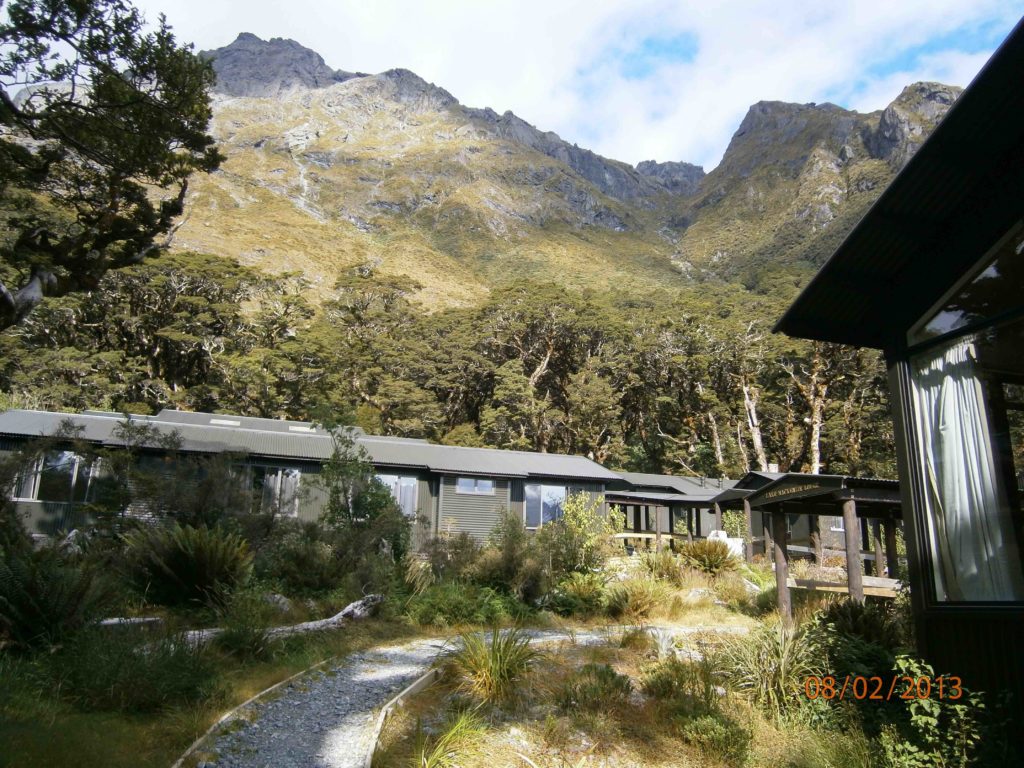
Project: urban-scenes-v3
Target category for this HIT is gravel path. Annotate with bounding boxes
[196,624,747,768]
[202,637,449,768]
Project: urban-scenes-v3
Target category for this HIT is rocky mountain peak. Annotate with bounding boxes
[200,33,361,97]
[866,81,962,169]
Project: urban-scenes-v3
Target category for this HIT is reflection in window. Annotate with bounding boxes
[14,451,96,503]
[910,228,1024,343]
[525,484,566,528]
[911,327,1024,600]
[251,466,301,516]
[455,477,494,495]
[376,474,418,517]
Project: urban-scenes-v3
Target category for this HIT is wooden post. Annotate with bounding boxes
[772,509,792,623]
[655,505,663,551]
[714,502,723,532]
[762,508,773,557]
[884,518,900,577]
[686,508,693,543]
[743,498,754,563]
[809,515,824,564]
[843,499,864,603]
[871,520,885,577]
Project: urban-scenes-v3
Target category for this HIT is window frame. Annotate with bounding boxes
[376,473,420,518]
[248,464,302,518]
[454,476,496,496]
[12,450,97,504]
[524,482,568,530]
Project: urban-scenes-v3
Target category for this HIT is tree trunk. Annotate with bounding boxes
[742,379,770,472]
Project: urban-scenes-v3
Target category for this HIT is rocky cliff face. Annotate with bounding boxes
[866,82,962,169]
[180,33,961,303]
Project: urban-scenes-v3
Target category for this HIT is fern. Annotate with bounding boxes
[0,548,110,648]
[123,524,252,606]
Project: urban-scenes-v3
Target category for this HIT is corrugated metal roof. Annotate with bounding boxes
[616,471,737,497]
[0,409,620,481]
[775,19,1024,349]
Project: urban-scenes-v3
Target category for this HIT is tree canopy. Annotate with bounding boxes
[0,0,221,329]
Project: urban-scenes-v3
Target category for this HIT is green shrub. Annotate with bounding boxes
[557,663,631,711]
[450,627,538,703]
[471,512,548,602]
[678,712,751,763]
[0,547,111,649]
[878,656,985,768]
[534,492,620,576]
[51,628,216,712]
[214,590,275,660]
[253,520,344,595]
[606,578,671,621]
[123,523,253,607]
[678,539,738,577]
[640,550,697,587]
[546,572,607,617]
[406,583,527,627]
[423,532,480,582]
[719,621,821,722]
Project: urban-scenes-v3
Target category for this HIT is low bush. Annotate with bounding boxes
[471,512,548,603]
[678,539,738,577]
[719,621,821,722]
[606,578,671,621]
[423,532,480,582]
[405,583,527,628]
[678,712,751,764]
[214,590,275,660]
[557,663,631,711]
[450,627,538,703]
[0,547,111,649]
[641,656,717,713]
[713,572,755,611]
[123,523,252,607]
[639,550,690,587]
[253,520,344,596]
[545,572,607,617]
[50,628,216,712]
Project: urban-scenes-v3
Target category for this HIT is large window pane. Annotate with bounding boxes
[911,327,1024,600]
[542,486,566,524]
[525,484,541,528]
[36,451,78,502]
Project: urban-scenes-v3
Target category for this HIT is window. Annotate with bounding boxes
[525,484,566,529]
[455,477,495,495]
[14,450,96,503]
[830,516,845,533]
[376,474,419,517]
[251,466,301,516]
[906,225,1024,601]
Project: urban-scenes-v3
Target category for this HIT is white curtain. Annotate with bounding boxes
[912,337,1024,600]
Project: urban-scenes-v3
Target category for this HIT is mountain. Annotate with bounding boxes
[174,34,960,306]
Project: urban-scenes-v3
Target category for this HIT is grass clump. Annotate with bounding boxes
[123,524,253,607]
[50,629,216,713]
[214,590,275,661]
[719,621,821,722]
[678,539,738,577]
[413,707,487,768]
[557,663,631,711]
[450,627,538,703]
[605,578,671,621]
[678,712,752,764]
[545,572,607,618]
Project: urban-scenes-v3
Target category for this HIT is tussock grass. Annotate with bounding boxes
[449,627,539,703]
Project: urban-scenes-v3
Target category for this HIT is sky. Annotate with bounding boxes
[136,0,1021,171]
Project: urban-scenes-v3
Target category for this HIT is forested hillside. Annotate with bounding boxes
[0,33,962,478]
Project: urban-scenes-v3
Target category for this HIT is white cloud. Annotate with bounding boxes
[134,0,1020,169]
